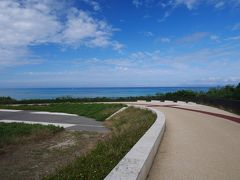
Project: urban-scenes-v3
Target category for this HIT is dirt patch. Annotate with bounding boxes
[0,130,106,180]
[48,139,76,150]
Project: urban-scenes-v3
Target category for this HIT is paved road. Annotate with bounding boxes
[147,105,240,180]
[0,110,109,132]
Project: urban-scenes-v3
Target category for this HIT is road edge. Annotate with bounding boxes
[104,105,166,180]
[105,107,128,120]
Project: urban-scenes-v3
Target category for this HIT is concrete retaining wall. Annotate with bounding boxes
[150,100,161,103]
[177,101,186,104]
[104,105,166,180]
[164,100,174,103]
[188,102,197,105]
[137,100,147,103]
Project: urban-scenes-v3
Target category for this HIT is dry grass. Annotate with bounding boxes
[0,131,105,180]
[45,107,156,180]
[0,122,63,150]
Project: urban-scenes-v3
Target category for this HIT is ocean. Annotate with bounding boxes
[0,87,211,100]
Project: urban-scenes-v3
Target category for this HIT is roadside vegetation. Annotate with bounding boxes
[0,83,239,114]
[206,83,240,100]
[154,84,240,114]
[45,107,156,179]
[0,103,125,121]
[156,83,240,101]
[0,123,63,149]
[0,130,103,179]
[0,83,239,104]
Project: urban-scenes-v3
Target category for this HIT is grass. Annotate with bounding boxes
[0,123,63,148]
[0,103,125,121]
[0,130,104,179]
[44,107,156,180]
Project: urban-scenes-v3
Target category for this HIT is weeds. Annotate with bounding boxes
[45,107,156,180]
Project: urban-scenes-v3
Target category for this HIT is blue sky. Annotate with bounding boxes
[0,0,240,87]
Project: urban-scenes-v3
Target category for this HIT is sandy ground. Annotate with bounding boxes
[147,106,240,180]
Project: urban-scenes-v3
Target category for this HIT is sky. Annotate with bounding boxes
[0,0,240,88]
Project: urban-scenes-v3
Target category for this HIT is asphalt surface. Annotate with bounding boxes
[0,110,109,132]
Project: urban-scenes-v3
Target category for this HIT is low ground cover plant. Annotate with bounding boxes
[0,123,63,149]
[45,107,156,179]
[0,103,125,121]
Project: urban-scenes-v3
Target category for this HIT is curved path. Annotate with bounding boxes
[145,104,240,180]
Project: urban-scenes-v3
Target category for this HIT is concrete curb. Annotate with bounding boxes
[104,105,166,180]
[105,107,128,120]
[30,111,78,116]
[0,119,76,128]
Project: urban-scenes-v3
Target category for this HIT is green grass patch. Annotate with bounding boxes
[45,107,156,180]
[0,103,125,121]
[0,123,63,148]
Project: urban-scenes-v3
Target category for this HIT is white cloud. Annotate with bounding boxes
[176,32,209,44]
[158,11,171,22]
[4,39,239,87]
[141,31,154,37]
[155,0,240,22]
[0,0,61,67]
[81,0,101,11]
[74,44,240,72]
[61,9,113,47]
[143,14,151,19]
[150,0,240,23]
[0,0,122,67]
[112,42,125,52]
[116,66,128,71]
[194,76,240,85]
[232,23,240,31]
[210,35,221,43]
[133,0,240,12]
[0,46,41,67]
[225,35,240,41]
[15,45,240,87]
[174,0,199,10]
[214,1,225,8]
[160,38,171,43]
[173,0,240,10]
[132,0,143,8]
[0,0,61,47]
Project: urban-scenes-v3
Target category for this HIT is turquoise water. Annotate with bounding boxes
[0,87,210,100]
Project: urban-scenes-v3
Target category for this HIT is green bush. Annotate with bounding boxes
[0,96,16,104]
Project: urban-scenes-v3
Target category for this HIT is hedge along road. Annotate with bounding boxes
[0,110,109,132]
[145,103,240,180]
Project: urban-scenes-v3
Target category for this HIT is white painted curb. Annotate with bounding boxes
[106,107,128,120]
[30,111,78,116]
[104,105,166,180]
[0,119,76,128]
[0,109,22,112]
